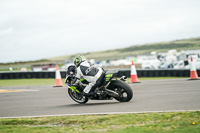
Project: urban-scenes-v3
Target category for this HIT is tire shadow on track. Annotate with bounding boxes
[55,101,122,108]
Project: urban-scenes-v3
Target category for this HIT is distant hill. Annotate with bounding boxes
[49,37,200,62]
[1,37,200,70]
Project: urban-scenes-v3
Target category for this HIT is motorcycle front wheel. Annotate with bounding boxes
[68,89,88,104]
[108,80,133,102]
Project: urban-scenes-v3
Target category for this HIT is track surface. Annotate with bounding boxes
[0,78,200,118]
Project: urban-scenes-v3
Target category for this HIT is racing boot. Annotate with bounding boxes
[81,91,95,97]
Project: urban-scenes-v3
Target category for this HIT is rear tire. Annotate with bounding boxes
[68,89,88,104]
[107,80,133,102]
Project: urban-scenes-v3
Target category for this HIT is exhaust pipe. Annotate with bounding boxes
[120,76,127,81]
[105,89,119,97]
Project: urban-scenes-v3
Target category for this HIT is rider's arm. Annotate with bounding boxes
[75,67,82,78]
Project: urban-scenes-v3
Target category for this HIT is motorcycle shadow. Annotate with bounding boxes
[60,101,121,107]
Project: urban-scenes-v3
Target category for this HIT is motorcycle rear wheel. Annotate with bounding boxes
[68,89,88,104]
[108,80,133,102]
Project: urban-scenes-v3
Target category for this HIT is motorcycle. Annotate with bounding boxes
[65,69,133,104]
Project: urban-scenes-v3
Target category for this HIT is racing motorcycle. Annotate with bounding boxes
[65,69,133,104]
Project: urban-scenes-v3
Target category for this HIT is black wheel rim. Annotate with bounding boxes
[114,87,128,100]
[69,90,87,103]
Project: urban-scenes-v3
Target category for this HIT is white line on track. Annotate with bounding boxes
[1,110,199,119]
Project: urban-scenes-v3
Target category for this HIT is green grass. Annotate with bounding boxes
[138,77,186,80]
[0,79,66,87]
[0,77,186,87]
[0,111,199,133]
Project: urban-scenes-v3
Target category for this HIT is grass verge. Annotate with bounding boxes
[0,79,59,87]
[0,77,186,87]
[137,77,186,80]
[0,111,199,133]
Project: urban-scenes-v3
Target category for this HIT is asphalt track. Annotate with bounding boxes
[0,78,200,118]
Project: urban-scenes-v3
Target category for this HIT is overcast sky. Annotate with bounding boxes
[0,0,200,63]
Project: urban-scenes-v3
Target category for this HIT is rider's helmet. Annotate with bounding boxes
[73,55,86,67]
[66,65,76,75]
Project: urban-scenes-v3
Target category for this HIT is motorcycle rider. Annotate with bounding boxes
[72,55,105,97]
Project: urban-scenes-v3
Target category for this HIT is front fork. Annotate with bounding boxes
[69,86,80,93]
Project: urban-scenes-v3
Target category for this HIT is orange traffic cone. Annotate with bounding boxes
[189,57,199,80]
[54,65,63,87]
[130,60,140,83]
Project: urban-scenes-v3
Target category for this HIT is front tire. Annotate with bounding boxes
[68,89,88,104]
[107,80,133,102]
